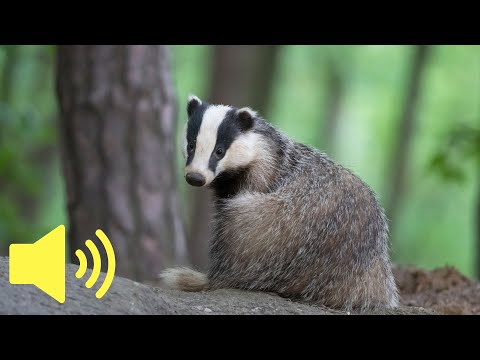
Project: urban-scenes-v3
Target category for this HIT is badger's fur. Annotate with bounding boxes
[160,95,399,311]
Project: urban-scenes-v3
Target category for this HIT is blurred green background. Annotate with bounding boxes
[0,45,479,277]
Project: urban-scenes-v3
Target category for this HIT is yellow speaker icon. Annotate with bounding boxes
[9,225,116,304]
[10,225,66,303]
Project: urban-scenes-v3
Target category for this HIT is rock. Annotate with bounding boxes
[0,256,448,315]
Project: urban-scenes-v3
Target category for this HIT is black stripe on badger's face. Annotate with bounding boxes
[185,102,208,166]
[185,100,259,187]
[208,109,239,172]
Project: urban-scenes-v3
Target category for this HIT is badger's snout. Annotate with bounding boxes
[185,172,206,187]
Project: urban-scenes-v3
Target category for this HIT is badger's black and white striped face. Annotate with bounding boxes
[183,95,260,187]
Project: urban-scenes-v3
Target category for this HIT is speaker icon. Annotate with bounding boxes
[9,225,116,304]
[9,225,66,303]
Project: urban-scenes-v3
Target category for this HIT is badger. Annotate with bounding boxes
[160,95,399,311]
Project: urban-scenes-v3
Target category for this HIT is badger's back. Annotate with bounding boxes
[208,139,399,311]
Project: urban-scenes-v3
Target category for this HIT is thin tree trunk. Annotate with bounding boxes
[187,45,280,270]
[56,45,187,282]
[248,46,280,114]
[0,45,18,105]
[386,45,431,237]
[321,56,344,153]
[207,45,280,111]
[476,187,480,279]
[476,139,480,279]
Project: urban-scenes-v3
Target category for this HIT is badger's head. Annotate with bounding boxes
[183,95,260,187]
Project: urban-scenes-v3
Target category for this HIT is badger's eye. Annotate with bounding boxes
[215,147,224,158]
[188,142,195,151]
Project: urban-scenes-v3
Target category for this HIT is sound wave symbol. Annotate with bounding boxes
[74,229,116,298]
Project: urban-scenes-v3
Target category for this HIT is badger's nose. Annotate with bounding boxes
[185,172,206,187]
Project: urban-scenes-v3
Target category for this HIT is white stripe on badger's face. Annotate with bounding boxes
[215,132,264,175]
[185,105,231,185]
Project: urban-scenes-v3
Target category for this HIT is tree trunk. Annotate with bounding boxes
[207,45,280,111]
[321,56,344,154]
[476,140,480,279]
[56,45,187,282]
[0,45,18,105]
[0,46,16,256]
[476,188,480,279]
[187,45,280,270]
[385,45,431,237]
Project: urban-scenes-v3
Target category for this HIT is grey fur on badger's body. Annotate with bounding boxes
[160,96,399,311]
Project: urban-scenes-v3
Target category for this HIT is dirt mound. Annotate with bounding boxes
[394,265,480,315]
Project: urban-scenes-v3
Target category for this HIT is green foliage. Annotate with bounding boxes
[0,45,65,249]
[429,124,480,183]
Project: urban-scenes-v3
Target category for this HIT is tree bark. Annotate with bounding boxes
[386,45,431,237]
[56,45,187,282]
[187,45,280,270]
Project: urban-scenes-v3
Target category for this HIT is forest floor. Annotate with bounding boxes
[393,265,480,314]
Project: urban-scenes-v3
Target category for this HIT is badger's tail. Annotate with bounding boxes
[159,267,209,292]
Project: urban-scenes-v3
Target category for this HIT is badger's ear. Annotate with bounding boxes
[187,95,202,117]
[237,107,256,131]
